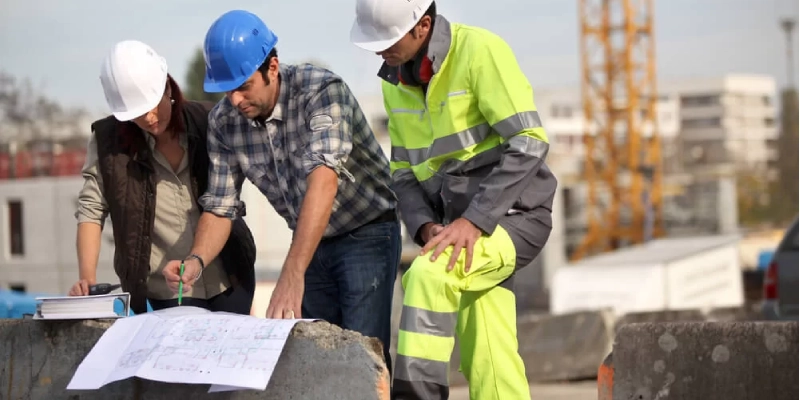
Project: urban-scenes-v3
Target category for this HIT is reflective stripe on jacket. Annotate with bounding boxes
[379,15,558,245]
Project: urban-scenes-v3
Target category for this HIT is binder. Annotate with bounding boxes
[33,293,131,320]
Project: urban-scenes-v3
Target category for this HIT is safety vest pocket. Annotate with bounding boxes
[390,108,426,122]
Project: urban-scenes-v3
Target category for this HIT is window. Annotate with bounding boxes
[680,95,719,107]
[9,283,26,293]
[8,200,24,256]
[551,104,573,118]
[681,117,721,129]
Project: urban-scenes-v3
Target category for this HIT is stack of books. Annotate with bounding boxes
[34,293,131,320]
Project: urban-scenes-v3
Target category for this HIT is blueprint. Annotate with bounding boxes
[67,306,311,392]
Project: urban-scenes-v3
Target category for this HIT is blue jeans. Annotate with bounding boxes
[302,214,401,373]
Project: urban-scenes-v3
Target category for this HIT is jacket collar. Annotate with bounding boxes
[377,14,452,85]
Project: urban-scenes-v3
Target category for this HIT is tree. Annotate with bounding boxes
[772,89,799,224]
[736,170,775,227]
[184,47,224,103]
[0,70,90,177]
[738,89,799,228]
[0,71,87,145]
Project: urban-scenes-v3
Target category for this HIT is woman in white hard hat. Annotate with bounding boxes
[69,40,257,315]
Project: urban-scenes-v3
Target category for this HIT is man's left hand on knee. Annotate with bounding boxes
[420,218,482,272]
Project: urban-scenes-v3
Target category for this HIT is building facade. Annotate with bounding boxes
[661,74,779,174]
[514,74,776,255]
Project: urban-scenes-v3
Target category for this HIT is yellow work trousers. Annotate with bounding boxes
[392,225,530,400]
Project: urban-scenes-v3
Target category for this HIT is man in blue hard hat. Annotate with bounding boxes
[162,9,400,370]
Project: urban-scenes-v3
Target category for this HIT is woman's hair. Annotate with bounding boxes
[117,74,186,151]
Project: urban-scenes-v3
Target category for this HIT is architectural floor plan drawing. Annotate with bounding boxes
[67,306,311,392]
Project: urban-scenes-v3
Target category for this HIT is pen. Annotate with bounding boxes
[178,261,185,306]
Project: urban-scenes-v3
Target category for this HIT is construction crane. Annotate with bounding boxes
[571,0,664,260]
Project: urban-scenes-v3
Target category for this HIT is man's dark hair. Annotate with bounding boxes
[411,2,436,38]
[251,47,279,127]
[425,1,436,19]
[256,47,279,84]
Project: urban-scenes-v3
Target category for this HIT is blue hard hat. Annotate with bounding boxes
[203,10,278,93]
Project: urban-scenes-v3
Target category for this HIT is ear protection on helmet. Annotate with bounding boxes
[398,50,433,87]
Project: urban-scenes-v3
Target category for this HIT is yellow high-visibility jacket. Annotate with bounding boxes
[379,15,557,245]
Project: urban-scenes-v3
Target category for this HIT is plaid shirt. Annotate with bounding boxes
[199,63,397,238]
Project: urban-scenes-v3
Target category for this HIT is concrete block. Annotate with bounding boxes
[612,321,798,400]
[614,309,706,333]
[519,310,616,383]
[0,319,389,400]
[706,304,763,322]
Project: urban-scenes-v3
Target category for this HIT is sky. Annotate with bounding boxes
[1,0,797,116]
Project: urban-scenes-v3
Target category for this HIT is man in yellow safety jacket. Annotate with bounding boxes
[350,1,557,399]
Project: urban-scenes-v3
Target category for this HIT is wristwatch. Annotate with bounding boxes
[185,254,205,280]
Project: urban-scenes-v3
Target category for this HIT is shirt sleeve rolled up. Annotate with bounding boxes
[301,80,355,182]
[75,132,109,226]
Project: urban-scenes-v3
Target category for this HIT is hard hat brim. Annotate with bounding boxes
[349,19,402,53]
[111,101,159,122]
[204,78,244,94]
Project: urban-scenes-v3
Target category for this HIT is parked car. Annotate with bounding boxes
[761,218,799,320]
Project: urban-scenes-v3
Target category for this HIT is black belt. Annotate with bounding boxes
[321,209,397,244]
[365,209,397,226]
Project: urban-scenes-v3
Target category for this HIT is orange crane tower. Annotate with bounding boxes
[571,0,664,260]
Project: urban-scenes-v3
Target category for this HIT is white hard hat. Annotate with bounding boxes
[99,40,169,122]
[350,0,435,52]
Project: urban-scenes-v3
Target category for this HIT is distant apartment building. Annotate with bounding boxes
[660,74,779,175]
[533,87,681,172]
[533,73,779,174]
[532,87,685,253]
[524,75,773,248]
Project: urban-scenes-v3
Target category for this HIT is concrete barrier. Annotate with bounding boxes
[614,309,706,333]
[518,310,615,383]
[705,304,764,322]
[0,319,389,400]
[614,306,766,329]
[609,321,798,400]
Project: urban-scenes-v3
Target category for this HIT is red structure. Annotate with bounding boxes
[0,149,86,180]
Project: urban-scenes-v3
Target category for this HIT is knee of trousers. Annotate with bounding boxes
[402,247,469,291]
[403,225,518,286]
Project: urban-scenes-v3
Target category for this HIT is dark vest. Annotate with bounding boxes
[91,101,256,314]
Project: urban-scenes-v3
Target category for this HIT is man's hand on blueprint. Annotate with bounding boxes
[163,257,202,294]
[266,270,304,319]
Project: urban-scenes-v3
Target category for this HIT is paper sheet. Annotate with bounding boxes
[67,306,312,392]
